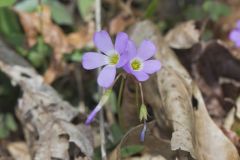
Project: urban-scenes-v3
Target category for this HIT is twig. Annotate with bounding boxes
[95,0,107,159]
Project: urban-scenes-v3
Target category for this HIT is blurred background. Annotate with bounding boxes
[0,0,240,159]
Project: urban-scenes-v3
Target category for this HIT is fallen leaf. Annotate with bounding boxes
[109,121,176,160]
[128,20,240,160]
[109,0,136,35]
[0,38,94,159]
[16,6,94,83]
[7,142,31,160]
[165,21,201,49]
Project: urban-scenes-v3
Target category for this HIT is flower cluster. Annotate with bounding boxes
[229,20,240,47]
[83,30,161,88]
[82,30,162,141]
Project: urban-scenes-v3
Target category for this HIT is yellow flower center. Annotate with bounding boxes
[109,54,119,65]
[131,59,142,71]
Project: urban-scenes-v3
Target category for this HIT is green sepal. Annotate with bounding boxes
[139,104,148,122]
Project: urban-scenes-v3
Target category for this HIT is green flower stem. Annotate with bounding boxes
[117,75,125,111]
[138,83,144,105]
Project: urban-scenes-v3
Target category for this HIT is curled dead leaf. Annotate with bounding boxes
[128,20,240,160]
[165,21,201,49]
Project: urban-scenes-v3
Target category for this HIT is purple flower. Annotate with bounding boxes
[82,31,129,88]
[123,40,161,81]
[229,20,240,48]
[85,89,112,125]
[140,120,147,142]
[85,104,102,125]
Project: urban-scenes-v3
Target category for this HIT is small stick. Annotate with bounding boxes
[95,0,107,159]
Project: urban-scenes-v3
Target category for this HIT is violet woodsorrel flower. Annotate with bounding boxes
[140,120,147,142]
[229,20,240,47]
[82,30,129,88]
[85,89,112,125]
[123,40,161,81]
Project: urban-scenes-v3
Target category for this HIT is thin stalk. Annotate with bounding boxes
[95,0,106,159]
[117,76,125,113]
[138,83,144,105]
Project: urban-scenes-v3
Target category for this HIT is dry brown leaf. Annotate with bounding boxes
[128,20,239,160]
[236,96,240,118]
[109,12,135,35]
[120,76,141,130]
[165,21,200,49]
[16,6,94,83]
[7,142,31,160]
[109,0,136,35]
[125,154,166,160]
[0,39,94,160]
[67,22,95,49]
[109,121,175,160]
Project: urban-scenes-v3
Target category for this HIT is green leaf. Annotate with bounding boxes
[203,1,230,21]
[0,114,9,139]
[70,50,83,62]
[5,113,17,131]
[108,91,117,113]
[236,129,240,136]
[49,1,73,25]
[110,123,123,143]
[28,51,45,67]
[15,0,73,25]
[144,0,159,18]
[0,0,16,7]
[121,145,144,158]
[14,0,48,12]
[77,0,94,21]
[27,37,51,68]
[0,8,24,46]
[184,5,206,20]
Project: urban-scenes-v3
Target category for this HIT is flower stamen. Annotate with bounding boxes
[109,53,119,65]
[130,59,142,71]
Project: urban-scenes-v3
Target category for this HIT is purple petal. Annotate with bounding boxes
[126,40,137,59]
[85,104,102,125]
[236,40,240,47]
[229,30,240,41]
[97,65,116,88]
[140,121,147,142]
[115,32,128,54]
[123,63,131,74]
[116,53,128,68]
[82,52,108,70]
[142,60,161,74]
[94,30,114,54]
[132,71,149,81]
[137,40,156,60]
[236,20,240,29]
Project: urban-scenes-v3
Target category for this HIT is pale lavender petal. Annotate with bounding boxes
[97,65,116,88]
[132,71,149,81]
[123,63,131,74]
[116,53,128,68]
[137,40,156,60]
[127,40,137,59]
[236,40,240,47]
[229,30,240,42]
[85,104,102,125]
[94,30,114,54]
[115,32,128,54]
[142,60,161,74]
[140,121,147,142]
[82,52,108,70]
[236,20,240,29]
